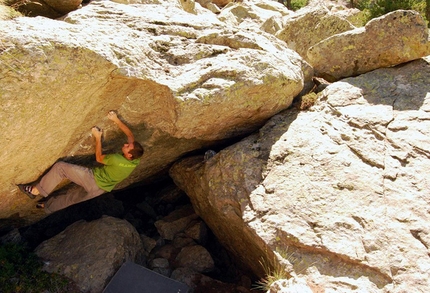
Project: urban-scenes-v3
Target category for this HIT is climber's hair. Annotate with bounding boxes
[129,141,144,159]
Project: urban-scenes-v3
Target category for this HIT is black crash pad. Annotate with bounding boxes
[103,261,190,293]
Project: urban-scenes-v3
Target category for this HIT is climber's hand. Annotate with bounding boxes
[107,110,119,122]
[91,126,103,139]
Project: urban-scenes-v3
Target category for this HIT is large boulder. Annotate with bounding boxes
[44,0,82,14]
[218,0,292,32]
[0,0,310,223]
[308,10,430,81]
[154,204,199,241]
[0,3,20,20]
[275,6,355,61]
[16,193,125,249]
[35,216,143,293]
[6,0,82,18]
[170,56,430,292]
[174,245,215,273]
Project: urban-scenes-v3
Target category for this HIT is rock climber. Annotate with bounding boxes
[18,110,144,213]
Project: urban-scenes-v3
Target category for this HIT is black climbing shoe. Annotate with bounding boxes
[17,184,36,200]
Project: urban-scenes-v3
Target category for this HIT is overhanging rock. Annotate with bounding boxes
[0,0,310,223]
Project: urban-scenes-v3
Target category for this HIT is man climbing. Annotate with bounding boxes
[18,110,144,213]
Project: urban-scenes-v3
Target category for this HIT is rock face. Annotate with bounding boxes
[308,10,430,81]
[1,182,255,293]
[217,0,292,32]
[35,216,142,293]
[170,56,430,292]
[2,2,430,291]
[0,3,19,20]
[276,6,356,61]
[175,245,215,273]
[154,205,199,241]
[0,0,309,222]
[148,200,253,292]
[7,0,82,18]
[44,0,82,14]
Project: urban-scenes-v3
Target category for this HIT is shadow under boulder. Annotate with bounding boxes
[18,193,124,250]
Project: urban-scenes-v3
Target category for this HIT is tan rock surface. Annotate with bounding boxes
[6,0,69,18]
[0,3,19,20]
[218,0,292,32]
[212,0,233,8]
[43,0,82,14]
[35,216,142,293]
[170,56,430,292]
[0,1,308,223]
[175,245,215,273]
[276,6,355,61]
[308,10,430,81]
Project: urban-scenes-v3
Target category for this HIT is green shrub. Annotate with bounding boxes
[356,0,428,25]
[347,9,372,27]
[0,243,71,293]
[290,0,308,11]
[278,0,308,11]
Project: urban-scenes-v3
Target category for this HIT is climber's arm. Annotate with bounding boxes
[92,126,106,164]
[108,111,135,144]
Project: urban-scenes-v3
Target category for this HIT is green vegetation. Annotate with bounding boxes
[0,243,72,293]
[347,9,372,27]
[253,246,316,291]
[277,0,429,27]
[253,256,291,291]
[290,0,308,11]
[297,92,318,110]
[355,0,429,25]
[278,0,309,11]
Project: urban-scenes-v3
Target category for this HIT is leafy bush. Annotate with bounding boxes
[278,0,309,11]
[290,0,308,11]
[356,0,428,24]
[0,243,72,293]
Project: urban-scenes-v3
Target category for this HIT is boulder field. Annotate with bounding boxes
[1,0,430,292]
